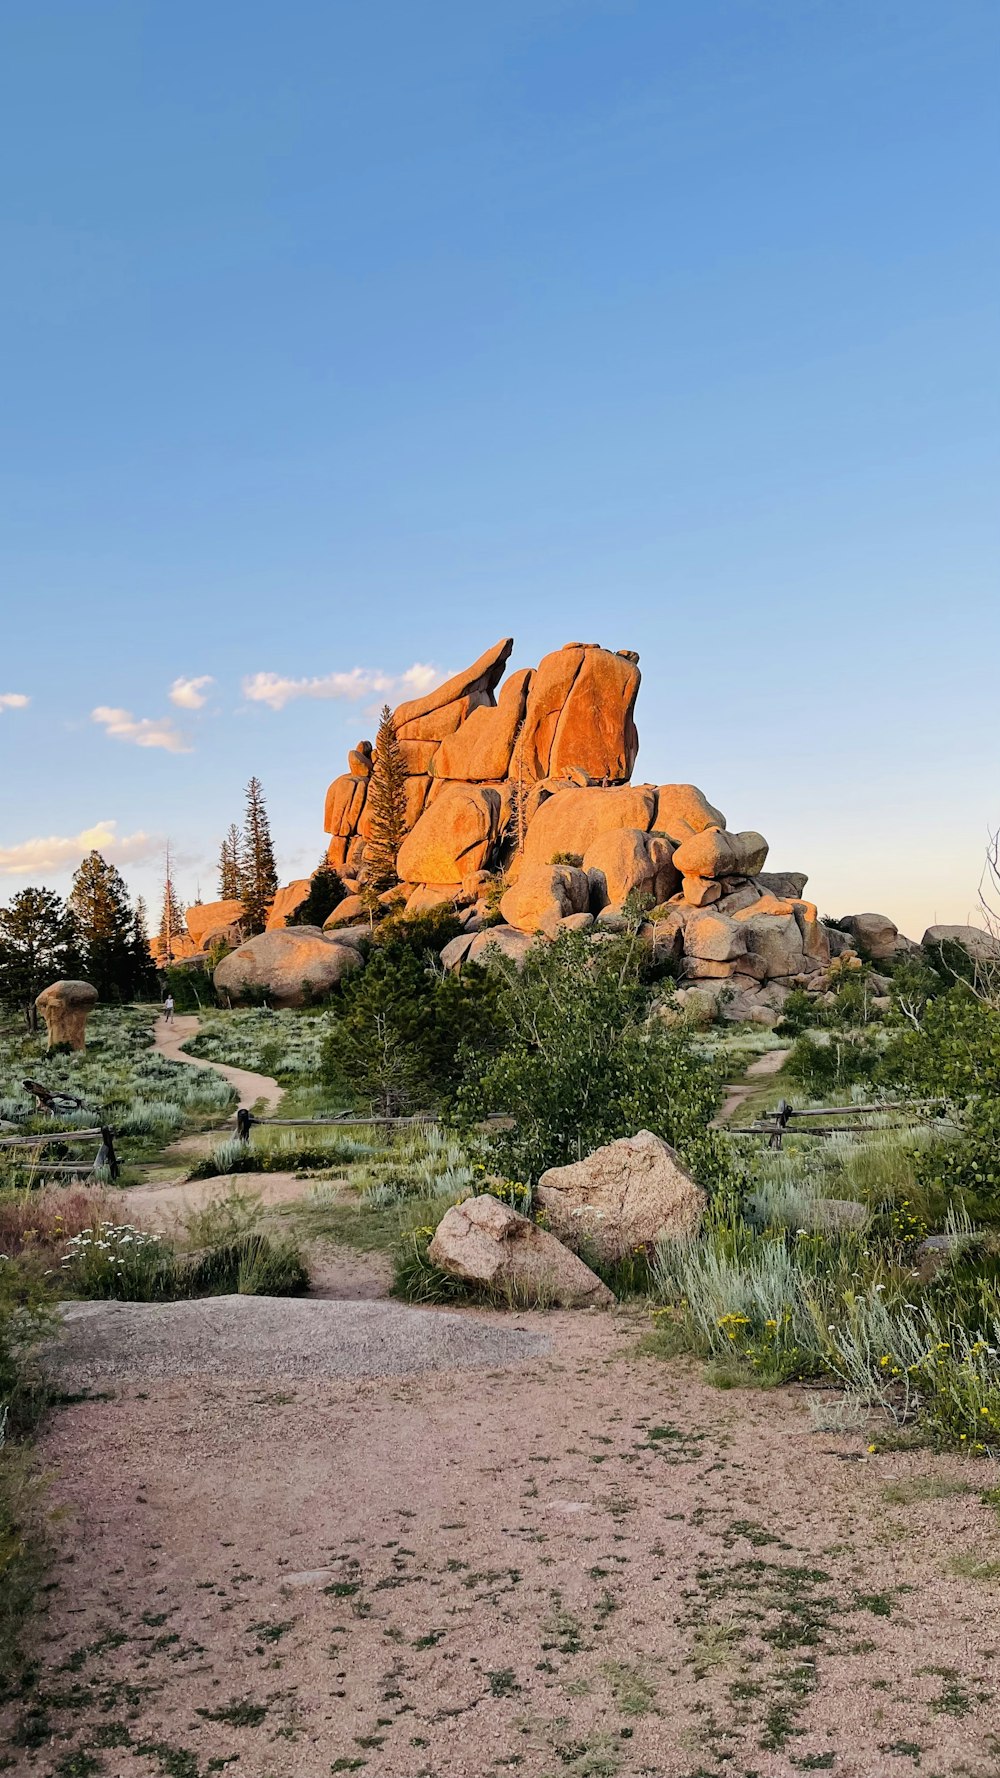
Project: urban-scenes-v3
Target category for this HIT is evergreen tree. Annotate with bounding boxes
[365,706,408,888]
[240,776,279,932]
[218,824,243,900]
[128,896,159,1001]
[157,863,187,963]
[69,851,139,1001]
[0,887,79,1029]
[286,858,346,927]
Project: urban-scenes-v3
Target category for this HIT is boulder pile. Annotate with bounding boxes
[202,635,920,1021]
[312,635,913,1024]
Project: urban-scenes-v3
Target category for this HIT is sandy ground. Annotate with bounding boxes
[717,1046,791,1123]
[9,1031,1000,1775]
[153,1013,284,1115]
[9,1290,1000,1778]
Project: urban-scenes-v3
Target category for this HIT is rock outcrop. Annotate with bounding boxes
[428,1194,613,1308]
[186,898,245,949]
[283,633,923,1023]
[213,927,363,1007]
[536,1131,706,1262]
[921,925,1000,963]
[35,980,98,1051]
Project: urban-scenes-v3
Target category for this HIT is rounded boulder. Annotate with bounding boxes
[213,927,363,1007]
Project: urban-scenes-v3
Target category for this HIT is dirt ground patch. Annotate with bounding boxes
[8,1304,1000,1778]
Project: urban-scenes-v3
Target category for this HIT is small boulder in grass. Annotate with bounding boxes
[428,1195,613,1309]
[536,1131,706,1263]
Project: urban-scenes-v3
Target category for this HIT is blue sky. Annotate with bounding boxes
[1,0,997,935]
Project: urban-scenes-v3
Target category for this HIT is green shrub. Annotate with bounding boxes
[185,1231,308,1296]
[286,864,347,929]
[880,988,1000,1105]
[549,852,583,867]
[57,1219,309,1301]
[456,930,727,1187]
[784,1031,881,1094]
[58,1222,178,1301]
[322,941,502,1115]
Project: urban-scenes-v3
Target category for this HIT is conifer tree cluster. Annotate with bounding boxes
[0,853,157,1025]
[218,823,243,900]
[213,779,280,933]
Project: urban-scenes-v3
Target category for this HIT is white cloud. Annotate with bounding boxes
[0,692,29,712]
[91,705,192,753]
[169,674,215,710]
[241,662,440,713]
[0,820,160,876]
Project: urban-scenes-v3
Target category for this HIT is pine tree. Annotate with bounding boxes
[286,857,347,928]
[158,852,187,963]
[0,887,79,1029]
[240,776,279,933]
[365,706,409,889]
[128,896,159,1001]
[218,824,243,900]
[69,851,140,1002]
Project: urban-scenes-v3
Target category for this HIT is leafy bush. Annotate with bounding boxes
[880,988,1000,1106]
[57,1218,309,1302]
[912,1098,1000,1219]
[456,931,727,1187]
[59,1222,177,1301]
[784,1031,881,1094]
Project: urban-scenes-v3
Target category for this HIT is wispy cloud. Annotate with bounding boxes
[169,674,215,710]
[0,820,160,876]
[91,706,192,753]
[241,662,440,713]
[0,692,29,712]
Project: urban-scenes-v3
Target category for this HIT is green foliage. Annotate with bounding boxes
[784,1031,881,1093]
[239,776,279,934]
[774,989,818,1037]
[549,851,583,867]
[912,1099,1000,1218]
[218,823,243,901]
[880,987,1000,1106]
[57,1219,308,1302]
[69,852,156,1003]
[365,706,409,889]
[0,1254,56,1434]
[456,930,727,1187]
[286,862,347,928]
[162,964,215,1012]
[322,935,501,1115]
[0,887,80,1029]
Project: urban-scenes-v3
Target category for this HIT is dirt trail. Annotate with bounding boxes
[717,1044,791,1123]
[153,1012,284,1115]
[13,1311,1000,1777]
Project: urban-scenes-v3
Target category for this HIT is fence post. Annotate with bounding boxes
[97,1126,120,1181]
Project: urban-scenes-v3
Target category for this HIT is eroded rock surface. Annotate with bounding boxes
[428,1194,613,1308]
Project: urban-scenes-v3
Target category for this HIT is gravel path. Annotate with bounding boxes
[718,1044,791,1122]
[52,1294,551,1382]
[153,1011,284,1113]
[14,1313,1000,1778]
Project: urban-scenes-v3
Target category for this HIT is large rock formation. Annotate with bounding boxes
[428,1194,613,1308]
[213,927,362,1007]
[35,980,98,1051]
[285,634,920,1023]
